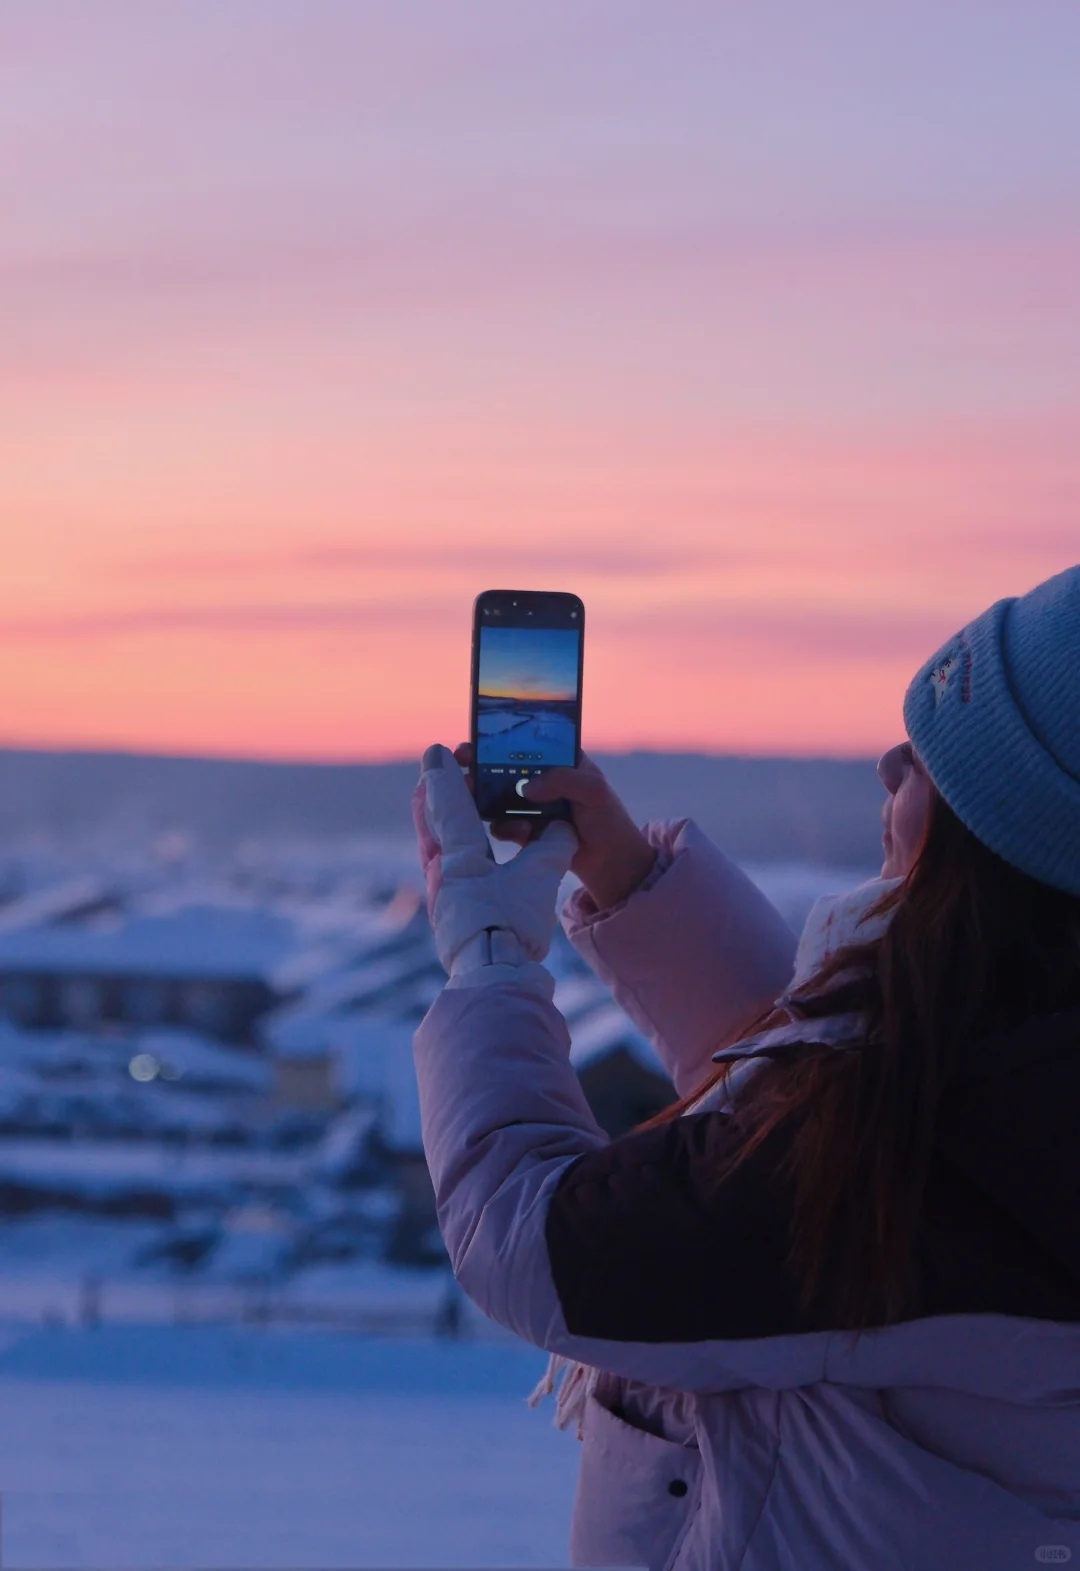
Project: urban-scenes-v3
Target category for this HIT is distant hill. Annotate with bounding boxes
[0,747,886,868]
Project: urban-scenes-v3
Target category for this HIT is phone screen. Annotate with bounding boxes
[471,590,584,821]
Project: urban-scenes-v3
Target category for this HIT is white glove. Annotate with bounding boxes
[412,743,578,980]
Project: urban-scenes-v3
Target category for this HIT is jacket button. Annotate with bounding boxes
[668,1480,688,1498]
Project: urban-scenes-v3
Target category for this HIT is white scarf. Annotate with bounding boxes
[528,876,902,1433]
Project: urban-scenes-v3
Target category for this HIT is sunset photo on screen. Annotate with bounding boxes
[476,627,580,765]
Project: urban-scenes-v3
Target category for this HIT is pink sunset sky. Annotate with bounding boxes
[1,1,1077,762]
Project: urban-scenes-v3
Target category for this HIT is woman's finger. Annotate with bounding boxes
[522,765,608,805]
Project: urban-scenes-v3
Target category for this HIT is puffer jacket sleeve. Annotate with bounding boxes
[414,972,832,1392]
[561,819,798,1095]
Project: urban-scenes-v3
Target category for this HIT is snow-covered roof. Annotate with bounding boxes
[0,906,300,985]
[0,876,120,934]
[261,944,442,1054]
[270,895,426,992]
[568,1003,665,1076]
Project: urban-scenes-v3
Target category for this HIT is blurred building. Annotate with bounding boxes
[0,906,300,1042]
[569,1004,675,1137]
[0,852,677,1301]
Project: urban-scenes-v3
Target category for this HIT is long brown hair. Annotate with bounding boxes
[647,793,1080,1330]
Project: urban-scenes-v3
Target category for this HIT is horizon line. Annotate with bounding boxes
[0,739,883,768]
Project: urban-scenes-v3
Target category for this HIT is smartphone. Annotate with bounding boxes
[470,588,584,822]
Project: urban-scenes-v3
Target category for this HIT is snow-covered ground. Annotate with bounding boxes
[0,843,880,1565]
[0,1324,579,1568]
[0,1231,471,1336]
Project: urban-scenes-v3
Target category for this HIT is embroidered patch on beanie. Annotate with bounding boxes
[928,633,971,707]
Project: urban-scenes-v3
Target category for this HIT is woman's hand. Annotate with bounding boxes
[452,745,658,913]
[413,744,577,977]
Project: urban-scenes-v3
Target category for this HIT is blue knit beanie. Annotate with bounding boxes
[903,564,1080,897]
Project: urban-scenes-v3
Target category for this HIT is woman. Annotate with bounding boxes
[412,566,1080,1571]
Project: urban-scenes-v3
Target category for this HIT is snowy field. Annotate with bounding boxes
[0,1324,580,1568]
